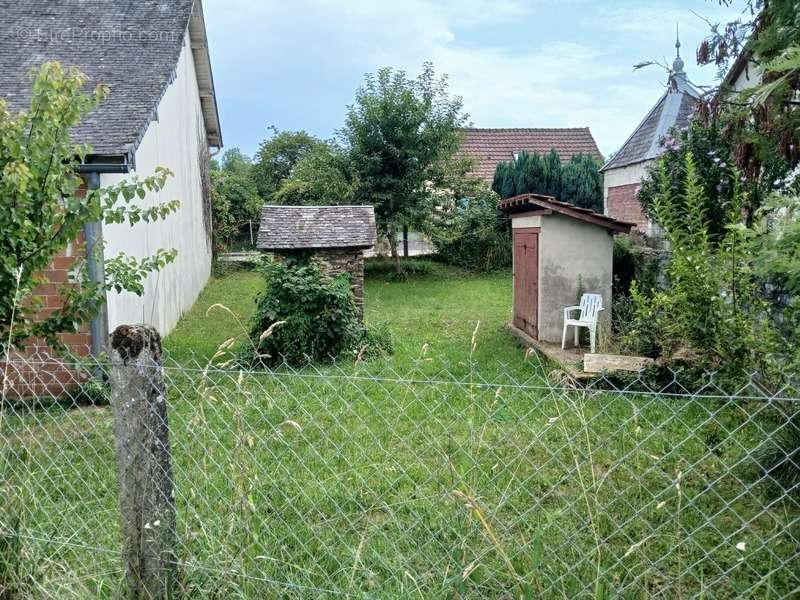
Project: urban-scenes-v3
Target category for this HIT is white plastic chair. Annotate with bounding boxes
[562,293,604,353]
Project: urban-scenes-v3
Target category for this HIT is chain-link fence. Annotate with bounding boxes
[1,345,798,598]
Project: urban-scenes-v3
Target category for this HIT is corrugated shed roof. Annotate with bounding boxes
[0,0,221,157]
[257,206,377,250]
[498,193,634,234]
[458,128,603,183]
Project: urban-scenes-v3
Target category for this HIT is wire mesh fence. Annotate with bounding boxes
[1,347,799,598]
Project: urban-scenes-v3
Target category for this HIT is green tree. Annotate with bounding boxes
[695,0,798,219]
[491,161,510,196]
[428,180,511,272]
[210,171,261,251]
[627,153,776,383]
[638,121,739,242]
[542,148,562,198]
[220,147,253,178]
[273,141,357,206]
[252,128,323,200]
[0,62,179,350]
[210,148,261,251]
[341,62,469,275]
[748,185,800,375]
[560,153,603,211]
[493,149,602,210]
[491,160,517,199]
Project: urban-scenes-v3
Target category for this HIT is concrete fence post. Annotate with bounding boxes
[109,325,176,599]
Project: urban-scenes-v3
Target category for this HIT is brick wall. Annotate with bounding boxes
[1,187,93,399]
[607,183,649,231]
[314,249,366,321]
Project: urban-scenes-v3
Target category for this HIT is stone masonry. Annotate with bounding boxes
[315,249,366,321]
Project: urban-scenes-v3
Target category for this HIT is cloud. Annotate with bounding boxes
[594,2,741,39]
[204,0,722,156]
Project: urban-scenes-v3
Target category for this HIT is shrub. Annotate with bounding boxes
[612,235,662,298]
[241,256,391,366]
[364,257,437,279]
[429,190,511,272]
[357,322,395,360]
[637,120,741,240]
[748,188,800,376]
[623,153,778,386]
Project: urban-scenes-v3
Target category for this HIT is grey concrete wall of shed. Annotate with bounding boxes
[512,212,614,344]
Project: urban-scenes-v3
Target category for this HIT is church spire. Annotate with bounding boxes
[672,23,685,74]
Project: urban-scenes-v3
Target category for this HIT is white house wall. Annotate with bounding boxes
[730,61,761,92]
[101,34,212,334]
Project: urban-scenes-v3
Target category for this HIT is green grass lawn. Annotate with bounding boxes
[165,261,535,378]
[3,263,798,598]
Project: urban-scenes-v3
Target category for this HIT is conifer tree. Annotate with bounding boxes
[542,148,562,198]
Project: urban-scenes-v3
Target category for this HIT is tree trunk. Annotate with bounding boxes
[402,225,409,258]
[387,225,402,276]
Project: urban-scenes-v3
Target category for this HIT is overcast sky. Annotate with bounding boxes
[203,0,742,159]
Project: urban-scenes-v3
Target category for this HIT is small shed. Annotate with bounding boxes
[499,194,634,345]
[256,205,377,320]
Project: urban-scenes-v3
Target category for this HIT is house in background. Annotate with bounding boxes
[0,0,222,361]
[600,37,700,233]
[458,127,603,183]
[723,48,762,93]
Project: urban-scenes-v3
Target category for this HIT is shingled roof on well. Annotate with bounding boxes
[458,128,603,183]
[257,206,377,250]
[0,0,195,157]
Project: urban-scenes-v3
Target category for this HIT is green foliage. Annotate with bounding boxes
[638,121,742,239]
[210,173,260,252]
[542,148,562,199]
[560,154,604,211]
[499,161,516,199]
[491,150,603,211]
[0,62,178,351]
[518,152,546,198]
[428,188,511,272]
[219,147,253,178]
[612,235,661,298]
[242,256,391,366]
[252,128,324,200]
[340,62,469,273]
[697,0,799,189]
[272,142,356,206]
[625,153,777,384]
[748,187,800,374]
[364,257,437,279]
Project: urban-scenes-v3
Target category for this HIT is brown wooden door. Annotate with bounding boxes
[513,228,539,339]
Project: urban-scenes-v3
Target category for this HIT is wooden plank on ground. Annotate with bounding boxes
[584,353,654,374]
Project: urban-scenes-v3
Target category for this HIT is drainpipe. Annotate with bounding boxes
[82,172,109,359]
[76,161,130,358]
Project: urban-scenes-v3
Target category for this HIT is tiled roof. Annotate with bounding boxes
[257,206,377,250]
[457,128,603,183]
[602,76,700,172]
[603,96,667,171]
[0,0,221,157]
[498,194,634,234]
